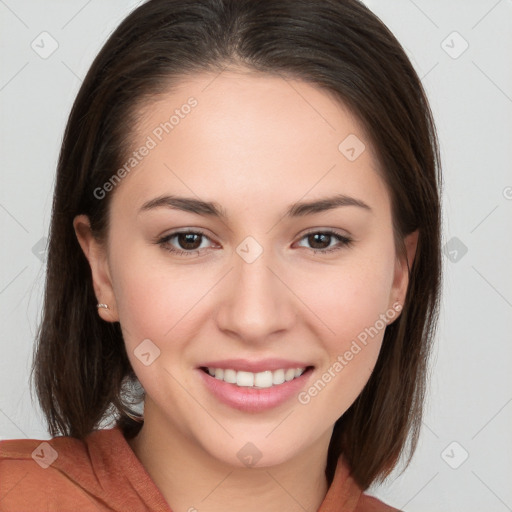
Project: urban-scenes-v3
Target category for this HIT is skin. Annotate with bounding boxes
[74,69,417,512]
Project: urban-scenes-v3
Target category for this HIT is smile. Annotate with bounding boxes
[201,367,308,388]
[196,365,315,413]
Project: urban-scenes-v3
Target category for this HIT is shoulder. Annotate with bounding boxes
[0,429,112,510]
[356,493,403,512]
[0,427,116,474]
[0,427,171,511]
[0,430,94,466]
[0,431,95,480]
[324,455,403,512]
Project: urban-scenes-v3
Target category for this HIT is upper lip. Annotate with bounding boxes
[198,358,314,373]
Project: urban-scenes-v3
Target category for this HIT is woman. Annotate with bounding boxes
[0,0,441,510]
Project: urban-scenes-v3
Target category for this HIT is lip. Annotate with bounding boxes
[196,366,315,413]
[197,358,313,373]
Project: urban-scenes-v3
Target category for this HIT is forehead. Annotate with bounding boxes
[112,69,389,217]
[137,69,369,154]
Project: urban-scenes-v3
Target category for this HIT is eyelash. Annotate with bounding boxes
[156,229,353,257]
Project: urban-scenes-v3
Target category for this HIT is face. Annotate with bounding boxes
[75,69,415,469]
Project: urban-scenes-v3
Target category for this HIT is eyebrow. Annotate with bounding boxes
[139,193,372,219]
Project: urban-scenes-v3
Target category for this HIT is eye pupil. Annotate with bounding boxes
[309,233,330,249]
[179,233,201,250]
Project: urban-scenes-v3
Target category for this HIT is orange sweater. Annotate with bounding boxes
[0,426,400,511]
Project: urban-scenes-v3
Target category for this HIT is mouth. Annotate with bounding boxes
[196,364,315,412]
[198,365,315,389]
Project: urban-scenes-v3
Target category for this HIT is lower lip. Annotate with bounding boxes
[196,367,314,413]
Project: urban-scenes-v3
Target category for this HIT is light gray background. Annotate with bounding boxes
[1,1,511,511]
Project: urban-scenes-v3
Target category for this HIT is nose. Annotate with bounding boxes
[214,242,297,344]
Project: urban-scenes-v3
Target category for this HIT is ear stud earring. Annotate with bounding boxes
[97,303,109,309]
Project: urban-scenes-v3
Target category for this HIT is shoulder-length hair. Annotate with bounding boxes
[31,0,441,490]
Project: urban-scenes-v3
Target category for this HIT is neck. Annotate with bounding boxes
[127,407,331,512]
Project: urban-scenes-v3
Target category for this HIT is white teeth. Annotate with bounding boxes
[236,371,254,387]
[254,371,273,388]
[285,368,296,381]
[272,369,285,385]
[205,366,307,388]
[223,369,237,384]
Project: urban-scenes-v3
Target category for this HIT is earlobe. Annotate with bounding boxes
[73,215,119,322]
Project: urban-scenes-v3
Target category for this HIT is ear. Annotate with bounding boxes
[389,229,419,316]
[73,214,119,322]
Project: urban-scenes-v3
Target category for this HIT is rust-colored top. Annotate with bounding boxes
[0,426,400,511]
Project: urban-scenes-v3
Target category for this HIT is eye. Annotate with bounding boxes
[157,230,214,257]
[155,229,353,257]
[294,230,353,254]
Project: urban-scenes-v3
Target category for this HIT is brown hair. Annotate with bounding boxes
[30,0,442,490]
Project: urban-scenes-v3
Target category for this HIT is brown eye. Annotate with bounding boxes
[175,233,203,250]
[307,233,331,250]
[296,230,353,254]
[157,230,213,257]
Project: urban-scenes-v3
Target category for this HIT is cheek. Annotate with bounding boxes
[298,243,396,408]
[112,258,206,397]
[306,246,395,345]
[110,248,201,350]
